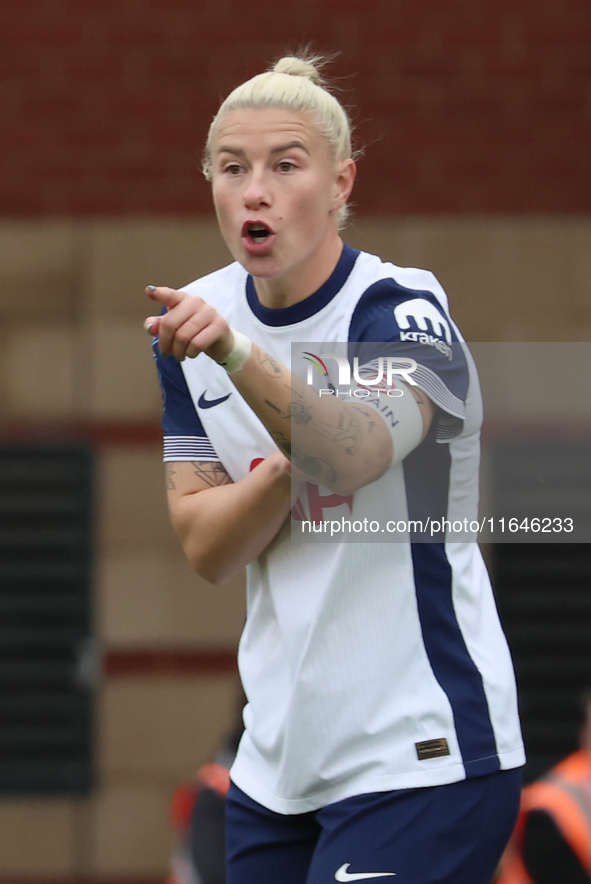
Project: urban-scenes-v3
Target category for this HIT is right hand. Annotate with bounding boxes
[144,286,234,363]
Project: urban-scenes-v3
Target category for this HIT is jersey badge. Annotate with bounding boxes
[415,738,450,760]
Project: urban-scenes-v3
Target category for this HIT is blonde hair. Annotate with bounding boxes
[203,54,355,226]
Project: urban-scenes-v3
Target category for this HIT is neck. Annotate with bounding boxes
[253,236,345,310]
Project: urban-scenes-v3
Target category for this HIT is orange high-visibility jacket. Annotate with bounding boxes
[498,750,591,884]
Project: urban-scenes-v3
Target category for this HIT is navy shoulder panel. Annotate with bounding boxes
[348,278,469,412]
[349,278,459,345]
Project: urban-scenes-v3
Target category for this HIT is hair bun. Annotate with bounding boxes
[272,56,323,86]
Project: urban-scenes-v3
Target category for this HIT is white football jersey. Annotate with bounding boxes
[154,245,525,814]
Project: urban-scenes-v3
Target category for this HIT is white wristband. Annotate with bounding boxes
[216,328,252,374]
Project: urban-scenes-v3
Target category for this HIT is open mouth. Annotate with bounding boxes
[243,221,273,244]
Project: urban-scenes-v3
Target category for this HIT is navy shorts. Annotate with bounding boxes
[226,767,522,884]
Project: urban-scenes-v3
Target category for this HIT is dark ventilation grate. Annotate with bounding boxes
[491,440,591,784]
[0,443,95,794]
[491,439,591,542]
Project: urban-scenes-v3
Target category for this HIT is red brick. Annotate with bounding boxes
[149,57,210,81]
[395,53,464,80]
[61,58,126,81]
[61,0,132,11]
[347,18,422,47]
[440,89,504,118]
[148,0,208,7]
[482,58,545,79]
[322,0,381,10]
[0,127,46,148]
[104,24,173,46]
[525,11,591,45]
[532,94,588,118]
[0,0,591,215]
[21,93,86,114]
[441,141,508,179]
[0,25,82,46]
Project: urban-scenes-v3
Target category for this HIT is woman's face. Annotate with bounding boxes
[210,107,354,288]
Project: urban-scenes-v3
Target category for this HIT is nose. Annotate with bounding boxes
[243,169,271,209]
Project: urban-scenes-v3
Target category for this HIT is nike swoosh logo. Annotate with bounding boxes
[198,391,232,409]
[335,864,396,881]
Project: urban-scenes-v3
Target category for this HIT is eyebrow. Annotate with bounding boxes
[271,141,310,156]
[217,141,311,157]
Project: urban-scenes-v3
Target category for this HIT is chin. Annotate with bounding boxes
[241,255,282,279]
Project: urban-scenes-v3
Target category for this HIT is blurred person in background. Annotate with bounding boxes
[168,687,245,884]
[168,760,229,884]
[498,692,591,884]
[167,737,235,884]
[145,52,524,884]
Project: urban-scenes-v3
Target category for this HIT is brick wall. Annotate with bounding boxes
[1,2,590,878]
[1,0,590,215]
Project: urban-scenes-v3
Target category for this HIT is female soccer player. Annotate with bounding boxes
[145,54,525,884]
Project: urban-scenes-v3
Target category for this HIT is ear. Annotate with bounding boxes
[332,159,356,212]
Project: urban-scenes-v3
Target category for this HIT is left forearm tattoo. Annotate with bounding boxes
[271,432,337,485]
[255,347,283,378]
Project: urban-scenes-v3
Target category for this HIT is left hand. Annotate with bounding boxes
[144,286,234,362]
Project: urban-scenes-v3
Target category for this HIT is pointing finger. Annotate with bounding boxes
[145,286,188,307]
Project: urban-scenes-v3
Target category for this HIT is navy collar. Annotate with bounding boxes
[245,243,360,327]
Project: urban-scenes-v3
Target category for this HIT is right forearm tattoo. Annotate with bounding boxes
[165,463,177,490]
[191,461,232,487]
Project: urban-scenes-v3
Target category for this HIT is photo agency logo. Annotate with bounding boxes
[302,352,330,380]
[303,351,418,398]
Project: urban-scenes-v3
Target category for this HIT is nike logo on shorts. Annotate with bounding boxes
[335,864,396,881]
[198,391,232,409]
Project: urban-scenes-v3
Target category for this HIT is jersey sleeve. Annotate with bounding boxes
[152,336,220,463]
[348,278,470,442]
